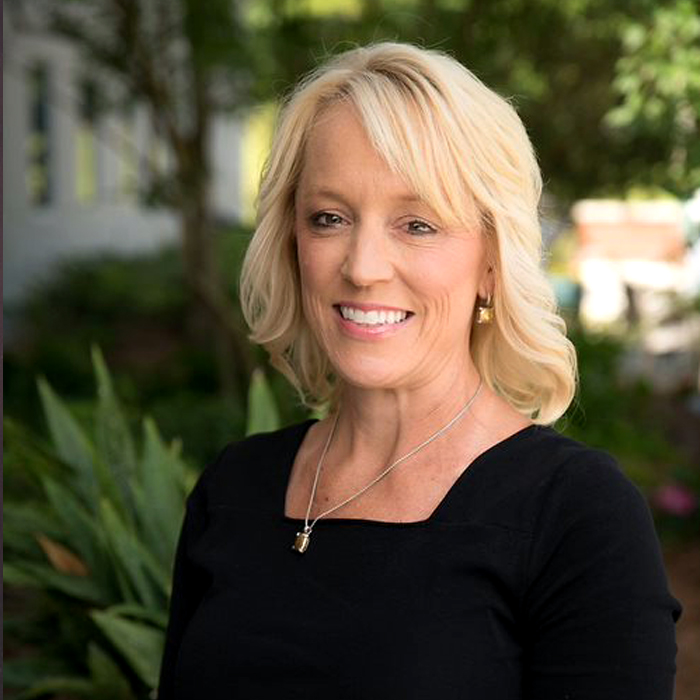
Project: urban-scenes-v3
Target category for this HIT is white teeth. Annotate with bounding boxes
[339,306,408,325]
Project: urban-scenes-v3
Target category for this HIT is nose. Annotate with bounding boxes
[340,223,394,288]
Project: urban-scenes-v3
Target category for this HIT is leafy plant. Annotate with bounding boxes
[4,348,283,698]
[4,348,186,698]
[245,368,282,436]
[3,228,306,470]
[606,0,700,195]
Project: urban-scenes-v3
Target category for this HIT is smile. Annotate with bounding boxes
[333,304,415,338]
[337,305,410,326]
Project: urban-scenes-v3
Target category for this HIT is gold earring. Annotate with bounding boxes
[476,293,494,324]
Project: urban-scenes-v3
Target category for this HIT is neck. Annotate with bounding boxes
[330,362,484,478]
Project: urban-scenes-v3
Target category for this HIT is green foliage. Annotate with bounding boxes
[562,326,688,492]
[90,610,164,689]
[248,0,693,201]
[606,0,700,195]
[3,348,194,699]
[4,227,313,472]
[4,349,286,699]
[34,0,697,203]
[8,644,132,700]
[246,368,282,436]
[559,326,700,543]
[4,229,258,465]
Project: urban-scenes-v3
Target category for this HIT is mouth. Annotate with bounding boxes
[334,304,414,327]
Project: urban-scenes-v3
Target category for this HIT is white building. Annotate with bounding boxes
[2,5,244,314]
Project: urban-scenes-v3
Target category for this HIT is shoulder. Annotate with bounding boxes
[522,426,644,521]
[468,425,645,534]
[186,420,316,510]
[515,427,662,582]
[503,425,635,496]
[518,433,680,692]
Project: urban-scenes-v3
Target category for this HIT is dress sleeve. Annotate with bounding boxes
[522,453,682,700]
[157,469,212,700]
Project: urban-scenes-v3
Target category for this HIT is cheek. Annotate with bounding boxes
[415,255,482,330]
[422,255,480,299]
[295,240,336,328]
[295,238,321,290]
[296,236,346,292]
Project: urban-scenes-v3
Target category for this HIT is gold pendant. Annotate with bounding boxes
[292,527,311,553]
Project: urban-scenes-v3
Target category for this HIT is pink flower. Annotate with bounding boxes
[652,482,699,517]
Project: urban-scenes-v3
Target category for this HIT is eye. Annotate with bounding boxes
[310,212,346,229]
[406,219,437,235]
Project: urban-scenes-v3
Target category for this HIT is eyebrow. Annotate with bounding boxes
[301,187,424,205]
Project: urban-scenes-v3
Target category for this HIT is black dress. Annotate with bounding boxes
[158,421,681,699]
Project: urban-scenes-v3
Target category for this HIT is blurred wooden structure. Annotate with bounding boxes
[572,198,700,393]
[573,200,686,262]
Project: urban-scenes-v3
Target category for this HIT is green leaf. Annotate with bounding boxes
[3,501,63,557]
[91,609,165,690]
[3,562,42,587]
[92,345,138,525]
[3,416,69,494]
[135,418,188,571]
[32,478,119,600]
[14,676,95,700]
[106,602,168,629]
[105,545,139,606]
[99,499,163,608]
[4,561,105,603]
[37,376,98,506]
[87,642,135,700]
[42,476,104,573]
[2,657,72,691]
[246,368,281,436]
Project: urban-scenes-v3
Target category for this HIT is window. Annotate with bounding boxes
[76,78,99,203]
[26,63,51,205]
[119,102,139,200]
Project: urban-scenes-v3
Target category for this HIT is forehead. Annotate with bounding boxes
[297,102,416,199]
[304,102,372,156]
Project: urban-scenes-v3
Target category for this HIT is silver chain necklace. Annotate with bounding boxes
[291,377,483,553]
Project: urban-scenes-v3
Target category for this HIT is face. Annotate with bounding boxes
[294,103,491,393]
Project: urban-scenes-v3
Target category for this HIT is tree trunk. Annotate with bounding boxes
[179,175,252,403]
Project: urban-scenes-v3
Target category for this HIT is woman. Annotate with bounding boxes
[158,43,681,699]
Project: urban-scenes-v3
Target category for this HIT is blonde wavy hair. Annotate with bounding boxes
[240,42,577,424]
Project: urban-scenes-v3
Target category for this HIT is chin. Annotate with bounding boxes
[333,358,410,392]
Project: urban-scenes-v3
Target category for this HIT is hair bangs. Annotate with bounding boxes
[340,74,479,231]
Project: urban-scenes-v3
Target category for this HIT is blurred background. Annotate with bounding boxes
[3,0,699,698]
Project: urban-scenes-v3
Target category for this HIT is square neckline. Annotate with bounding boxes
[281,419,540,527]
